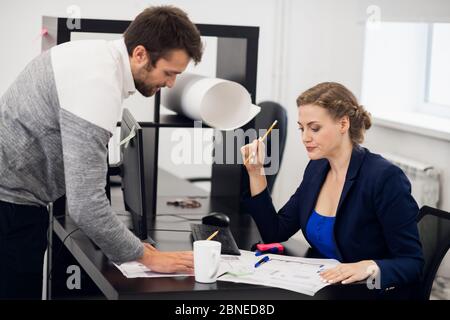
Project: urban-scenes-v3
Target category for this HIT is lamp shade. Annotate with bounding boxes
[161,73,260,130]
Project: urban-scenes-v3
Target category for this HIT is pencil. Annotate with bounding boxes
[207,230,219,241]
[243,120,278,166]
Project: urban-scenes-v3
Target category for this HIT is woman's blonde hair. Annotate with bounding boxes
[296,82,372,145]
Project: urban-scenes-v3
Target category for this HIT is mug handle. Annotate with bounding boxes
[208,250,220,279]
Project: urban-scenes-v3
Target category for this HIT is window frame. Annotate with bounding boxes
[418,23,450,118]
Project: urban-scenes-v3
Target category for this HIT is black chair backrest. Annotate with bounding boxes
[416,205,450,300]
[254,101,288,193]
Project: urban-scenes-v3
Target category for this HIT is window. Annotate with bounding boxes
[425,23,450,108]
[362,22,450,120]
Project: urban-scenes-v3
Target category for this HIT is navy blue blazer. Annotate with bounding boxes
[243,146,424,289]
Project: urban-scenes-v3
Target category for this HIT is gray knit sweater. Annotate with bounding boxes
[0,39,143,263]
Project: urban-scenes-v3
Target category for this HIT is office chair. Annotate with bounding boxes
[414,205,450,300]
[187,101,288,195]
[254,101,288,193]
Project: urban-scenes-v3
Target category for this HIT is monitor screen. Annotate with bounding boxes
[120,108,149,240]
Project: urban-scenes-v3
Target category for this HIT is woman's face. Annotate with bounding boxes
[297,104,348,160]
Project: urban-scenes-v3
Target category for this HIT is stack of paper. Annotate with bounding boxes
[218,250,339,296]
[113,261,192,278]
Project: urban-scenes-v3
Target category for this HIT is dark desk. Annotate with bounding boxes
[50,169,380,300]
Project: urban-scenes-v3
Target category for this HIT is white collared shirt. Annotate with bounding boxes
[51,38,136,133]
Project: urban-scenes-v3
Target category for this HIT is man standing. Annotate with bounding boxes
[0,6,203,299]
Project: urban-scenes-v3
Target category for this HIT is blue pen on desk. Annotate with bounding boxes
[254,256,270,268]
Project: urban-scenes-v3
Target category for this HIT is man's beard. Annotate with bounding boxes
[134,63,160,97]
[134,78,155,97]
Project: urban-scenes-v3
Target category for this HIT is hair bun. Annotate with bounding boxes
[357,104,372,130]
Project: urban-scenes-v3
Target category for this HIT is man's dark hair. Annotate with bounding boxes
[124,6,203,66]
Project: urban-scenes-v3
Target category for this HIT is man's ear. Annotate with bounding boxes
[340,116,350,134]
[131,45,149,66]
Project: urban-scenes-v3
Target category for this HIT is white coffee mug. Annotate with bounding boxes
[193,240,222,283]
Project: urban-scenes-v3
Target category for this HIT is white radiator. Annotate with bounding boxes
[383,153,440,208]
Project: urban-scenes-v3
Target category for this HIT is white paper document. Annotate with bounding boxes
[113,261,192,279]
[217,250,340,296]
[113,250,339,296]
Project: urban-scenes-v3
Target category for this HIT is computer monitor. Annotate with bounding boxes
[120,108,150,241]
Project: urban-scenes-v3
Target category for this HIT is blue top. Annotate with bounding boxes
[243,146,424,289]
[306,210,339,260]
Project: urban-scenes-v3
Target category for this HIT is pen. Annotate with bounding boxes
[206,230,219,241]
[254,256,270,268]
[244,120,278,165]
[316,264,324,273]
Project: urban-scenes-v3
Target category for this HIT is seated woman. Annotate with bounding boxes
[241,82,423,292]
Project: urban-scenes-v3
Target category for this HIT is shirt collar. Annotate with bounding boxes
[110,38,136,99]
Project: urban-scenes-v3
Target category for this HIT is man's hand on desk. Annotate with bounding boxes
[137,243,194,274]
[319,260,380,285]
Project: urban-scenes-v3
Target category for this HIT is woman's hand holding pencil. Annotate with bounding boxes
[240,120,277,175]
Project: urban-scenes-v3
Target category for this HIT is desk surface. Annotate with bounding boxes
[52,169,379,300]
